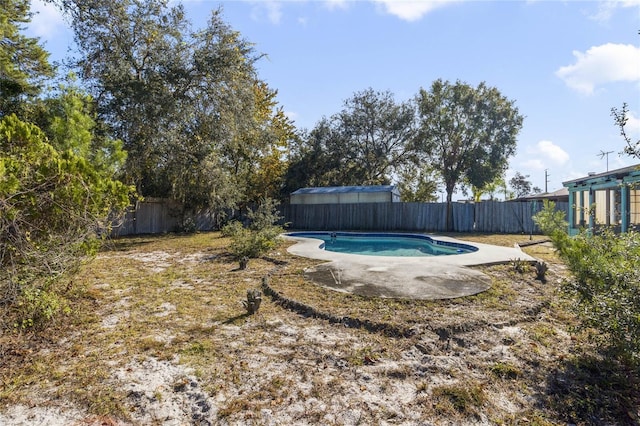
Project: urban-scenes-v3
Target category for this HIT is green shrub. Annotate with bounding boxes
[534,203,640,365]
[246,198,283,231]
[220,220,243,238]
[222,199,283,268]
[15,282,71,329]
[559,228,640,363]
[532,200,567,238]
[1,115,133,330]
[225,225,280,260]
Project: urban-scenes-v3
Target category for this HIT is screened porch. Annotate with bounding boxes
[564,165,640,235]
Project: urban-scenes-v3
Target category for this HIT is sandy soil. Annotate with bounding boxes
[2,240,629,425]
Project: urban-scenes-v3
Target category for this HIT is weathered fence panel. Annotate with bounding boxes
[114,199,569,236]
[452,202,475,232]
[474,201,568,234]
[282,202,449,231]
[112,198,181,236]
[112,198,221,236]
[282,201,568,233]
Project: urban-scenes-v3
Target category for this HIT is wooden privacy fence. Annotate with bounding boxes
[112,198,221,236]
[280,201,568,234]
[112,199,568,235]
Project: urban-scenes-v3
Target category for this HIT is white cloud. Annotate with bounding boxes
[556,43,640,94]
[265,1,284,24]
[590,0,640,23]
[28,0,66,38]
[561,170,589,183]
[625,110,640,140]
[250,1,283,24]
[372,0,460,22]
[284,110,299,124]
[323,0,350,11]
[537,140,570,165]
[525,140,570,167]
[268,0,457,22]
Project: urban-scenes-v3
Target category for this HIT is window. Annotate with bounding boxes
[594,189,607,225]
[573,190,588,226]
[631,188,640,225]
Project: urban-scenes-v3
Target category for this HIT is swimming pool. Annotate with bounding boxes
[286,232,477,257]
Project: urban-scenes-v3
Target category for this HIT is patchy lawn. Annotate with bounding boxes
[0,232,637,425]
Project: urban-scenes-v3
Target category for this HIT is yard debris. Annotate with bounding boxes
[535,260,548,282]
[243,288,262,315]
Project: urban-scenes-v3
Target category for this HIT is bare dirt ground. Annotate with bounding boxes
[0,233,637,425]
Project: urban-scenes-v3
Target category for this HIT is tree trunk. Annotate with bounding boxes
[445,187,454,232]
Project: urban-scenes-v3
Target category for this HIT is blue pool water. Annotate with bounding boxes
[287,232,477,257]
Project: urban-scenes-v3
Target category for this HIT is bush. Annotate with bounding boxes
[534,202,640,365]
[1,115,134,329]
[560,229,640,363]
[532,200,567,239]
[225,225,280,260]
[222,199,283,268]
[15,284,71,329]
[221,220,243,238]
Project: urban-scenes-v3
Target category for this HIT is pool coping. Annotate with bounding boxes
[286,231,478,257]
[281,233,537,300]
[283,233,535,267]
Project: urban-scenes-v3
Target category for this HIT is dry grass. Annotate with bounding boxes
[0,232,636,425]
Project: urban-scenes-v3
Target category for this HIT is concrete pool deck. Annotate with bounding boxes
[283,234,537,300]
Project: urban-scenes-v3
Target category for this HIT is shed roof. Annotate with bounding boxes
[291,185,398,195]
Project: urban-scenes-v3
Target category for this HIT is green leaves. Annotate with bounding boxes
[0,1,136,330]
[536,202,640,364]
[0,0,54,118]
[611,103,640,160]
[416,80,522,192]
[287,80,521,213]
[62,0,288,213]
[533,200,568,238]
[415,79,523,229]
[563,230,640,363]
[1,114,134,327]
[222,199,283,267]
[285,88,417,191]
[508,172,535,198]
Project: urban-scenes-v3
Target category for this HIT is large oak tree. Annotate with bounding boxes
[57,0,295,218]
[284,88,417,192]
[415,79,523,229]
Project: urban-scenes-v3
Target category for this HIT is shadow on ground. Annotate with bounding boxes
[544,355,639,425]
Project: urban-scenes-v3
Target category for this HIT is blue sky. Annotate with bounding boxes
[27,0,640,197]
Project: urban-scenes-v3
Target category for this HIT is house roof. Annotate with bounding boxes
[563,164,640,186]
[291,185,398,195]
[513,187,569,201]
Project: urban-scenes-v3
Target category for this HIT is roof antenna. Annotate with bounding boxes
[598,150,614,172]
